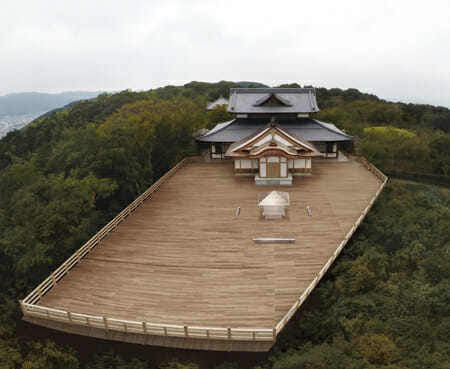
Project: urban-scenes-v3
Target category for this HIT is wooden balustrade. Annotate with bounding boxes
[19,302,274,341]
[359,156,388,182]
[21,156,387,343]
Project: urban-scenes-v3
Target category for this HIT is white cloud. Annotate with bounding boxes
[0,0,449,107]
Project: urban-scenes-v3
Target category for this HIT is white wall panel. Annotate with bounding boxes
[281,163,287,177]
[295,159,305,168]
[241,159,252,169]
[260,163,267,177]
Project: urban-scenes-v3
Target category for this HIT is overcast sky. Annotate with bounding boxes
[1,0,449,107]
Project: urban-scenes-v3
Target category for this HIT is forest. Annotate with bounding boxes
[0,81,448,368]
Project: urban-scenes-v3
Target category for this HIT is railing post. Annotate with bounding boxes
[227,328,232,340]
[103,317,109,330]
[76,250,81,263]
[67,311,72,322]
[252,331,256,341]
[273,328,276,341]
[142,322,148,334]
[51,272,56,286]
[184,325,188,337]
[164,327,168,336]
[206,329,210,339]
[19,300,26,315]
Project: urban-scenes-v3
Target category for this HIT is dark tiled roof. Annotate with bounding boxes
[227,88,319,114]
[197,117,352,143]
[226,121,320,156]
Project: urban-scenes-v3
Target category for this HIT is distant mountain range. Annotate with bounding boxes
[0,91,102,118]
[0,91,102,137]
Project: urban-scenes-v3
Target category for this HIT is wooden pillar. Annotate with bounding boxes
[273,328,276,341]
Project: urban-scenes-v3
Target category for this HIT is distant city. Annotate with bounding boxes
[0,113,43,138]
[0,91,103,138]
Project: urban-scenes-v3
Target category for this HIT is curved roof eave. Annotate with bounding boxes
[312,119,353,140]
[197,118,354,143]
[196,119,236,142]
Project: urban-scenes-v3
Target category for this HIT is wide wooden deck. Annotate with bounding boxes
[22,159,385,351]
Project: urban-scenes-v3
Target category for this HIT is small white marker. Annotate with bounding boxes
[236,206,240,216]
[306,206,312,217]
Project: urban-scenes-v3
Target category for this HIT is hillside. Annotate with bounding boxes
[0,82,448,368]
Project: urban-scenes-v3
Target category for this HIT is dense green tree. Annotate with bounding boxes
[86,352,148,369]
[429,131,450,174]
[159,360,199,369]
[358,126,418,171]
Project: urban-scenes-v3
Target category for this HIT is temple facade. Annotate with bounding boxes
[225,119,322,185]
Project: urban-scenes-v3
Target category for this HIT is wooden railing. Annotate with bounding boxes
[359,156,387,182]
[20,157,387,343]
[20,304,275,341]
[274,158,387,334]
[20,156,274,342]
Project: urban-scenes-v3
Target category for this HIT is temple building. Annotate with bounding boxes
[197,88,352,164]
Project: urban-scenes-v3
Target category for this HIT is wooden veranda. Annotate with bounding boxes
[21,157,387,351]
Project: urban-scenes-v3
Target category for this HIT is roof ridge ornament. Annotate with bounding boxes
[270,117,276,127]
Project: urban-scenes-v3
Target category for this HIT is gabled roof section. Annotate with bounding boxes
[248,140,298,157]
[225,120,321,158]
[254,93,292,107]
[227,88,319,114]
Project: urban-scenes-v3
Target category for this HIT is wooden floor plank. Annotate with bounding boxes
[38,160,382,329]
